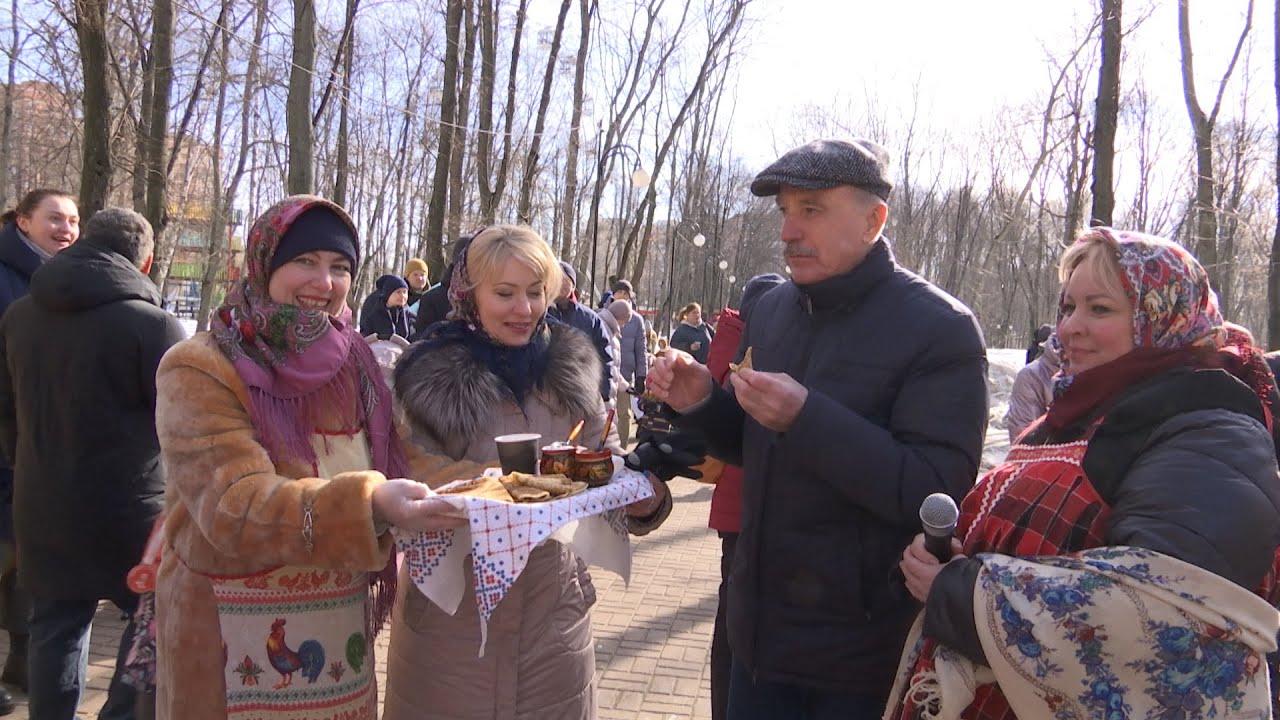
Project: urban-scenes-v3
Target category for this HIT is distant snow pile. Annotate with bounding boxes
[982,349,1025,472]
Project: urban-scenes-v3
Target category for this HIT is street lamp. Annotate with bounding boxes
[664,220,706,334]
[588,137,649,302]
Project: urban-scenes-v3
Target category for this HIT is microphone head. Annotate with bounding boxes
[919,492,959,531]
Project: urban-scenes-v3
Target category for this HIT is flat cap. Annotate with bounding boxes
[750,138,892,200]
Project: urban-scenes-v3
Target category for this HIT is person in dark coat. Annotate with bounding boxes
[359,273,413,340]
[413,234,473,339]
[669,302,715,364]
[1024,322,1052,364]
[0,188,78,710]
[547,260,614,402]
[887,229,1280,719]
[649,138,989,718]
[701,273,785,720]
[0,207,185,720]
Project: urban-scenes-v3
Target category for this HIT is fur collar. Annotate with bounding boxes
[395,323,602,448]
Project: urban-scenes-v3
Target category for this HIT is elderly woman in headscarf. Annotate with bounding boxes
[153,196,478,720]
[384,225,685,720]
[886,228,1280,720]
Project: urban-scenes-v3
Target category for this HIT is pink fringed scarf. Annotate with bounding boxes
[211,195,409,637]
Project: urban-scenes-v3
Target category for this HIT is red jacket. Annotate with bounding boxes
[704,308,744,533]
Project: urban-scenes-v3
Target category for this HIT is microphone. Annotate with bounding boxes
[919,493,959,562]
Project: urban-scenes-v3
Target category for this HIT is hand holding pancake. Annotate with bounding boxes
[729,367,808,432]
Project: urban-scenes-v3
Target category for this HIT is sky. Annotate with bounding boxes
[726,0,1274,169]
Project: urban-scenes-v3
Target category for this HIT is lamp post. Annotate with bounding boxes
[665,220,705,335]
[588,136,650,303]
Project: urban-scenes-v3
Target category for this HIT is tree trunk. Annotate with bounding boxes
[0,0,17,210]
[1268,0,1280,347]
[446,1,478,244]
[476,0,528,223]
[558,0,594,262]
[287,0,316,195]
[1177,0,1253,315]
[1090,0,1121,226]
[332,0,357,206]
[421,0,464,274]
[144,0,173,235]
[75,0,113,216]
[515,0,572,223]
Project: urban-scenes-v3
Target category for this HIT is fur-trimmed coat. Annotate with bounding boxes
[153,332,481,720]
[386,323,644,720]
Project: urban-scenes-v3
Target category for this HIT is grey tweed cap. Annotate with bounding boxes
[750,138,893,200]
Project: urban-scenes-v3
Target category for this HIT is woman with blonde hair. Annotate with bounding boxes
[386,225,682,719]
[887,228,1280,719]
[670,301,714,364]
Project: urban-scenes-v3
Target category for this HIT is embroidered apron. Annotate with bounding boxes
[208,431,379,720]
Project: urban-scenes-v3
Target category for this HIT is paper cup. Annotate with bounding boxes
[495,433,542,474]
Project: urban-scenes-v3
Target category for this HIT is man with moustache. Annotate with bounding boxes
[648,138,988,719]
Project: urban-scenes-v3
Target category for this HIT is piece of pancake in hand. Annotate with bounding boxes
[729,346,754,373]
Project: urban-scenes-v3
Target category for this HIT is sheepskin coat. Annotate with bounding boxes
[385,323,622,720]
[153,332,479,720]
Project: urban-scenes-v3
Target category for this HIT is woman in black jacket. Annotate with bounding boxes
[888,228,1280,720]
[669,302,714,364]
[359,273,413,340]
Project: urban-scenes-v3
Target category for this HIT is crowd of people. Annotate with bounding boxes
[0,132,1277,720]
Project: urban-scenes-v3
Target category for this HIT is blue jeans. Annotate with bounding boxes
[727,659,885,720]
[28,593,136,720]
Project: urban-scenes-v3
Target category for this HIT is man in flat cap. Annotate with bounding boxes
[649,138,988,719]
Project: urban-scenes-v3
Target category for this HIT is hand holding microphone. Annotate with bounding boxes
[898,493,965,603]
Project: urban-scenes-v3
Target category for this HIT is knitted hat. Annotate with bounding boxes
[739,272,786,321]
[750,138,893,200]
[558,260,578,287]
[375,274,409,294]
[268,205,359,274]
[403,257,429,277]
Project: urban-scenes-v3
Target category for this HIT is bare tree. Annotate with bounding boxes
[0,0,18,210]
[287,0,316,194]
[142,0,173,234]
[1268,0,1280,347]
[557,0,594,259]
[421,0,464,274]
[515,0,571,223]
[475,0,528,224]
[1178,0,1252,314]
[1090,0,1121,225]
[74,0,113,215]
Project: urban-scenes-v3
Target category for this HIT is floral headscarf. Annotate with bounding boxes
[212,195,409,476]
[1047,228,1273,430]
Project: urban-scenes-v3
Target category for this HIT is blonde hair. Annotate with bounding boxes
[657,336,669,350]
[1058,231,1129,305]
[677,302,702,322]
[461,224,562,296]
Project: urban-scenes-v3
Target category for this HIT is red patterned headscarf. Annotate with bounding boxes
[1047,228,1274,430]
[212,195,409,477]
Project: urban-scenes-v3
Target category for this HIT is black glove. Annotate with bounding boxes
[633,376,646,396]
[625,431,707,482]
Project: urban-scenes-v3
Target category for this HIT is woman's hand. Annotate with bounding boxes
[625,474,669,518]
[372,478,467,532]
[899,533,965,603]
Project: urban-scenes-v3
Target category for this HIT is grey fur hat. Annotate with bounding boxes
[750,138,892,200]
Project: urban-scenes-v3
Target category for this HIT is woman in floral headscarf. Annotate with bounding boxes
[886,228,1280,720]
[384,225,676,720]
[152,195,478,720]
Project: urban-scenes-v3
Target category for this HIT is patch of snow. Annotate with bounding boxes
[982,348,1025,472]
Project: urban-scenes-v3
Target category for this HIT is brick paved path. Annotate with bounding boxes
[0,477,721,719]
